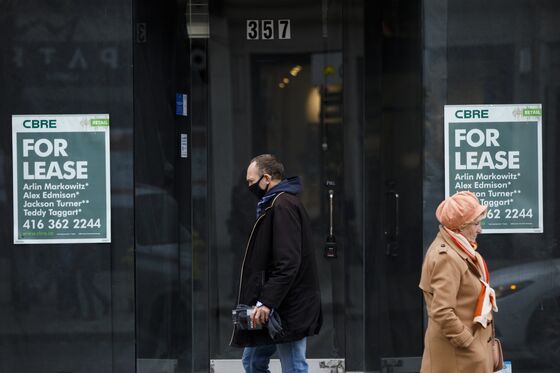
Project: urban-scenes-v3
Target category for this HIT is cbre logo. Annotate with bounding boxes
[455,109,489,119]
[23,119,57,128]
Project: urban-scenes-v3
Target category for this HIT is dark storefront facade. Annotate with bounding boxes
[1,0,559,372]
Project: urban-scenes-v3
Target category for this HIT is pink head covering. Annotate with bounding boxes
[436,191,487,230]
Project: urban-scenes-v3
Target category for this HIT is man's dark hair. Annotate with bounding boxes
[250,154,285,180]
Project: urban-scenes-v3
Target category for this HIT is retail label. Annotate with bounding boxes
[12,114,111,244]
[444,104,543,234]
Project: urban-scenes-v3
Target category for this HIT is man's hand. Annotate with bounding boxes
[252,305,271,326]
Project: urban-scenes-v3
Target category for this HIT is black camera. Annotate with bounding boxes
[232,304,263,330]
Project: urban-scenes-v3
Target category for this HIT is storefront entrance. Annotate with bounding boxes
[187,1,424,371]
[4,0,560,372]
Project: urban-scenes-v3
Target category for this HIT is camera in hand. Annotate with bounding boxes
[232,304,263,330]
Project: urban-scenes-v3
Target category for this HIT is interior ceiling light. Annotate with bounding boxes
[290,65,302,76]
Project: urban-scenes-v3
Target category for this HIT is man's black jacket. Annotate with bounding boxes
[230,191,322,347]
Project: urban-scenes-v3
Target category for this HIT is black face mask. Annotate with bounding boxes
[248,175,268,199]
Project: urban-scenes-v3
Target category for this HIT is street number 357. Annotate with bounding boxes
[247,19,291,40]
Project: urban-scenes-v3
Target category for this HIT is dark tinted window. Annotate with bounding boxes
[424,1,560,371]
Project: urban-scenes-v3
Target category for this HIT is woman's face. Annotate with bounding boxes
[460,220,483,243]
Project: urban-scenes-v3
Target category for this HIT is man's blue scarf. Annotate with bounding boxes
[256,176,302,218]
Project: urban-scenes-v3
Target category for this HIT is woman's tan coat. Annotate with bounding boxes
[419,232,494,373]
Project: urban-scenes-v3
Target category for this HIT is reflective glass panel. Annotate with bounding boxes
[424,1,560,371]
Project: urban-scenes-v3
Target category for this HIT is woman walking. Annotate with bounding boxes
[420,191,498,373]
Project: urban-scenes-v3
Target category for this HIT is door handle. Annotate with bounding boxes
[324,187,337,258]
[385,191,399,257]
[328,189,334,237]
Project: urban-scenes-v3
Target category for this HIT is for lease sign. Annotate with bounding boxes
[12,114,111,244]
[444,104,543,234]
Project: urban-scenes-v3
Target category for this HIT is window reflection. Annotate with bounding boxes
[424,0,560,371]
[0,0,135,372]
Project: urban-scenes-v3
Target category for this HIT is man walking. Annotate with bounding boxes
[231,154,322,373]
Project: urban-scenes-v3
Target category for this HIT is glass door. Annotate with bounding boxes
[189,0,351,370]
[362,1,425,371]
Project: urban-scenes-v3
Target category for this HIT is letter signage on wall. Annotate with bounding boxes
[444,104,543,233]
[12,114,111,243]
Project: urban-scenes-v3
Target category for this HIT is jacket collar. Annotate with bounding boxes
[254,192,285,222]
[264,192,284,212]
[438,232,482,278]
